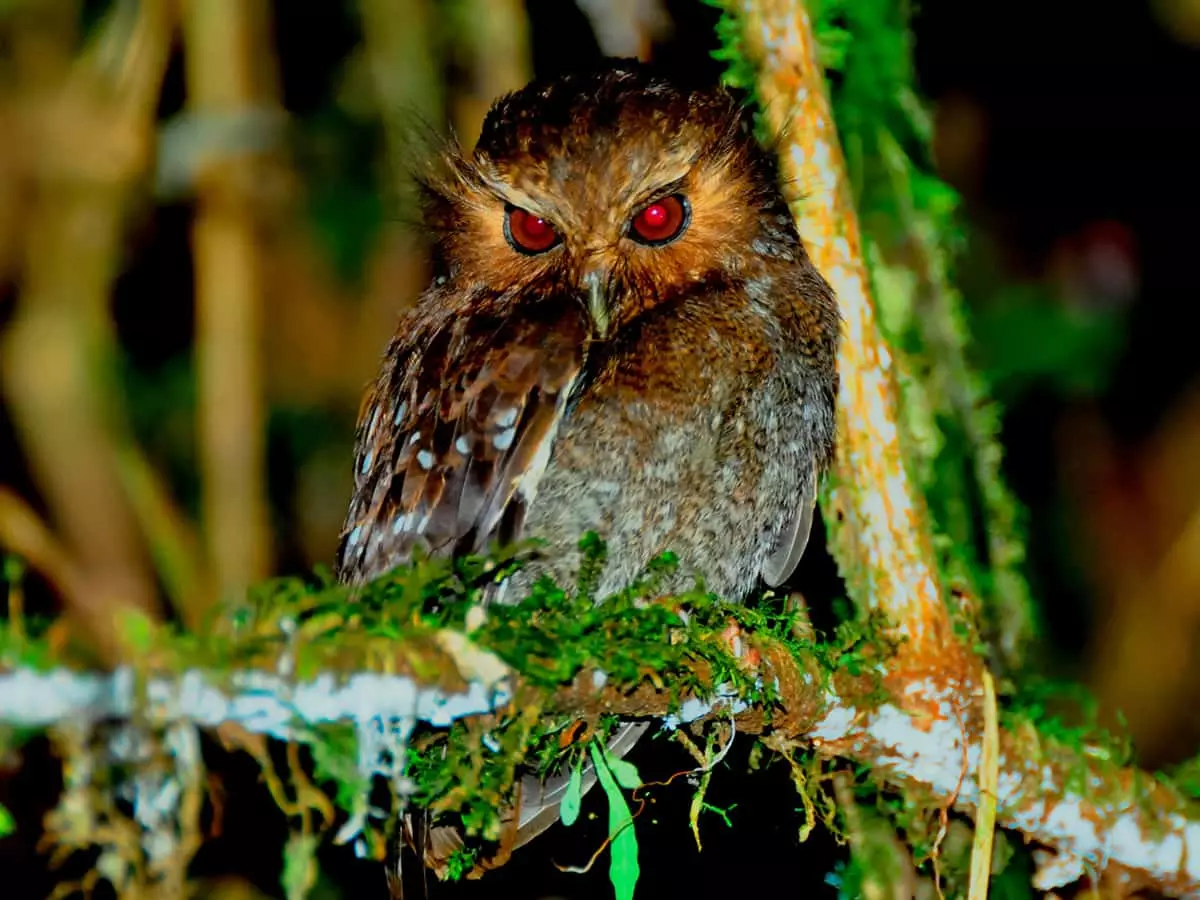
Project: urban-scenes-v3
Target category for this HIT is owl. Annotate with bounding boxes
[336,59,840,884]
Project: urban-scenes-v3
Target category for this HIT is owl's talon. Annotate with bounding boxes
[720,620,761,670]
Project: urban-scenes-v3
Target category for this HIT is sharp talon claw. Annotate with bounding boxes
[721,622,743,655]
[720,620,760,670]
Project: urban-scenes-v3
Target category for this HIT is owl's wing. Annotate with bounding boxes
[760,461,818,587]
[337,295,589,582]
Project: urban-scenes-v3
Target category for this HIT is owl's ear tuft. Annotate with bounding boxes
[413,143,476,231]
[370,109,472,232]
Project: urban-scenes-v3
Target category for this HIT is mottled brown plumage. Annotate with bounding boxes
[336,59,840,890]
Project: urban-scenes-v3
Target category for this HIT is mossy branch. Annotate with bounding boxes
[725,0,958,662]
[704,1,1198,895]
[3,586,1198,894]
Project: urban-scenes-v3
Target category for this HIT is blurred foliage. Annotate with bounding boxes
[297,108,387,284]
[971,286,1126,400]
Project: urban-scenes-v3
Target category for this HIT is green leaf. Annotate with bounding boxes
[117,609,155,654]
[444,847,479,881]
[607,757,642,790]
[281,832,319,900]
[0,802,14,837]
[560,760,584,827]
[590,742,640,900]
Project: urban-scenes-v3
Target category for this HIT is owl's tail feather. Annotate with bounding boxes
[387,721,649,898]
[514,720,651,848]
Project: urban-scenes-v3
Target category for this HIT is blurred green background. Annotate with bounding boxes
[1,0,1199,896]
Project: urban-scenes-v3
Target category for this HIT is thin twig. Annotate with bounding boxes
[968,669,1000,900]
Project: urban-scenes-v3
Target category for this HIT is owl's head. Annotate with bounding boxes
[420,60,804,336]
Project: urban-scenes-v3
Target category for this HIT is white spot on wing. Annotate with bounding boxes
[494,427,516,451]
[393,401,408,426]
[455,436,471,455]
[497,407,518,429]
[477,375,578,546]
[416,450,435,470]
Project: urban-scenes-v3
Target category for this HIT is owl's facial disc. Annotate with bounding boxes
[494,182,695,339]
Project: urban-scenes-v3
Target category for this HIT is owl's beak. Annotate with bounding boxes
[582,269,612,339]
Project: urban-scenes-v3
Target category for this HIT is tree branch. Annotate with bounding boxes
[729,0,956,660]
[3,628,1197,894]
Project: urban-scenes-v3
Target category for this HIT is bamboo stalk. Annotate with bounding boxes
[182,0,278,602]
[0,0,176,665]
[351,0,445,394]
[357,0,442,160]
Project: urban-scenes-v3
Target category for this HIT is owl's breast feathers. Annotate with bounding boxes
[519,283,828,599]
[338,278,832,601]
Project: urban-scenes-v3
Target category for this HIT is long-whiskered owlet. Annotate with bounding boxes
[336,59,840,882]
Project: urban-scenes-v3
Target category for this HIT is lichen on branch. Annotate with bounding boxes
[724,0,957,660]
[3,555,1198,894]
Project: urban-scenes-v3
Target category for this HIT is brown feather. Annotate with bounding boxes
[338,293,590,580]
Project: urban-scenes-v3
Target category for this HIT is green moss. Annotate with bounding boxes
[0,531,1005,887]
[273,536,898,870]
[1000,677,1134,767]
[1166,755,1200,803]
[442,846,479,881]
[988,675,1200,826]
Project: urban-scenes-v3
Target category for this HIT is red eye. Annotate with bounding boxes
[630,194,690,245]
[505,207,560,254]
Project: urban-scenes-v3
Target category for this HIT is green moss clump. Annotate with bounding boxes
[2,533,905,887]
